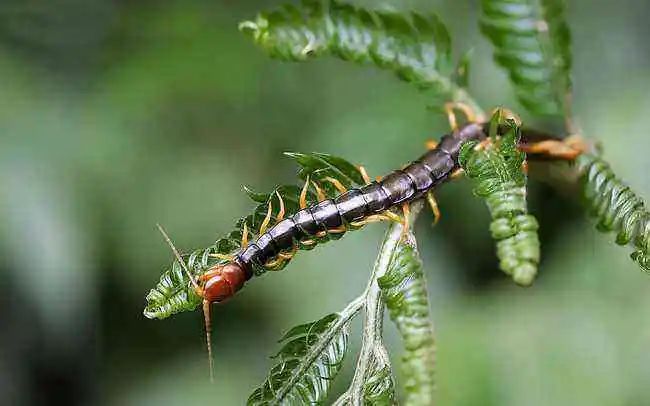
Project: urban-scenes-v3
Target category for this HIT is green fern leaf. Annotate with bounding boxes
[378,239,435,405]
[240,0,478,105]
[480,0,572,115]
[144,152,363,319]
[459,114,541,285]
[363,363,397,405]
[240,184,316,230]
[454,48,473,89]
[284,151,365,195]
[577,154,650,272]
[248,313,350,405]
[143,257,202,320]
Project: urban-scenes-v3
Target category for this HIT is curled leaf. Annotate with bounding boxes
[378,240,436,405]
[459,115,541,285]
[578,154,650,272]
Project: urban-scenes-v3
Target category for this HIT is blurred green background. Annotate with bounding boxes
[1,0,649,405]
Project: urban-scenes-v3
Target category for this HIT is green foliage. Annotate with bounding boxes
[362,364,397,405]
[248,313,351,405]
[480,0,572,116]
[143,152,364,319]
[239,0,477,103]
[284,151,365,196]
[143,256,202,320]
[578,154,650,272]
[378,240,435,405]
[141,1,650,403]
[459,115,541,285]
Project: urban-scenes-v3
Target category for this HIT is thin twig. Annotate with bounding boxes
[337,202,423,405]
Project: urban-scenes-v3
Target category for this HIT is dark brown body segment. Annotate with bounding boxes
[235,123,487,278]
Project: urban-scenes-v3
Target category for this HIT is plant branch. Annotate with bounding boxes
[269,295,364,403]
[336,202,424,405]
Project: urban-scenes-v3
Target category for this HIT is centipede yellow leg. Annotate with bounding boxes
[300,175,310,209]
[426,191,441,226]
[521,136,586,160]
[445,102,479,131]
[327,226,347,234]
[450,168,465,180]
[324,177,348,194]
[277,252,293,261]
[349,214,392,228]
[278,245,298,260]
[264,256,286,271]
[425,139,438,150]
[275,190,285,222]
[401,203,411,236]
[444,102,459,131]
[358,165,371,184]
[312,181,327,202]
[258,199,273,235]
[241,222,249,248]
[564,134,588,152]
[382,210,405,224]
[209,253,235,261]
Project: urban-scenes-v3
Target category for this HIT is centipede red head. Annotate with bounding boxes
[157,224,247,381]
[193,262,247,381]
[200,262,246,303]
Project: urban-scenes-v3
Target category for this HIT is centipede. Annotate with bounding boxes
[151,107,586,378]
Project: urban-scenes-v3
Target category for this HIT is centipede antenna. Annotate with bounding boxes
[203,299,215,382]
[156,223,200,292]
[157,224,215,381]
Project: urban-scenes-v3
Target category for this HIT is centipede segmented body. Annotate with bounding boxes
[200,123,486,304]
[150,116,588,377]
